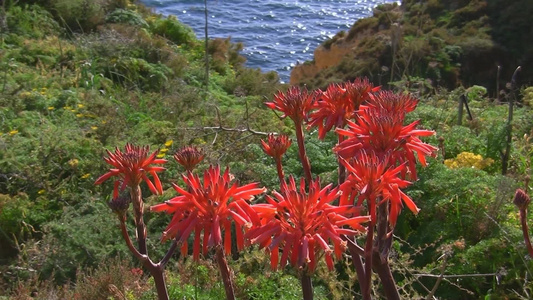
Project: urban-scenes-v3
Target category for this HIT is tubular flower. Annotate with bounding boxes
[247,176,369,272]
[339,151,416,227]
[335,106,437,180]
[344,77,380,107]
[174,146,204,171]
[366,90,418,114]
[265,86,316,124]
[261,134,292,159]
[95,143,167,199]
[308,79,378,140]
[151,165,265,260]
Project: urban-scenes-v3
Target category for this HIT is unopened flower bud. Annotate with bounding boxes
[108,193,131,217]
[513,189,531,211]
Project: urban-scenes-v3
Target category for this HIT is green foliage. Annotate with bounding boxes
[106,9,148,28]
[5,4,61,39]
[149,15,196,46]
[18,201,131,283]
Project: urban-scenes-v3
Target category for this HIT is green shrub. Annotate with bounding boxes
[106,8,148,28]
[149,16,196,46]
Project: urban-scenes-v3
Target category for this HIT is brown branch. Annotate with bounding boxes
[414,273,497,279]
[425,252,449,300]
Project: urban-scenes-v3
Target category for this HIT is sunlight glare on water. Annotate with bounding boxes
[141,0,397,82]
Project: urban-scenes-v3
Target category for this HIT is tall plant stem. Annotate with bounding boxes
[362,220,374,298]
[502,66,521,175]
[294,121,312,184]
[118,218,169,300]
[203,0,209,96]
[275,158,285,183]
[372,257,400,300]
[130,185,148,255]
[374,203,400,300]
[518,208,533,257]
[345,237,368,299]
[301,272,314,300]
[215,245,236,300]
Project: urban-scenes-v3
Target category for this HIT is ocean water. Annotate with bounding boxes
[141,0,397,82]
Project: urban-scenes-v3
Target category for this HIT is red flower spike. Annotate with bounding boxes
[366,90,418,114]
[174,146,204,172]
[247,177,369,273]
[344,77,380,106]
[95,143,167,198]
[340,151,417,227]
[261,134,292,159]
[307,78,378,139]
[265,86,316,124]
[308,78,378,139]
[150,165,265,259]
[335,105,437,180]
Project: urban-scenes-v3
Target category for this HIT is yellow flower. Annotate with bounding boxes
[445,152,493,170]
[91,126,98,130]
[81,173,91,179]
[76,113,83,118]
[48,106,55,110]
[9,130,18,136]
[68,158,79,168]
[164,140,173,147]
[77,104,84,108]
[38,189,46,195]
[160,148,168,153]
[63,106,72,110]
[156,153,165,158]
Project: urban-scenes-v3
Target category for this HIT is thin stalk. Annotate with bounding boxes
[215,245,236,300]
[118,218,169,300]
[203,0,209,96]
[294,121,312,184]
[345,237,367,299]
[362,222,374,299]
[130,185,148,255]
[275,157,285,183]
[519,208,533,257]
[301,272,314,300]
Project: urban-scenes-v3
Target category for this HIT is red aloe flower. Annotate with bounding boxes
[339,151,416,227]
[265,86,316,124]
[261,134,292,159]
[344,77,380,107]
[261,134,292,182]
[95,143,167,198]
[174,146,204,171]
[366,90,418,114]
[335,106,437,180]
[150,165,265,260]
[247,176,369,272]
[308,79,378,139]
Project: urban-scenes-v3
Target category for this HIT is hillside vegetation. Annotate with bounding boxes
[291,0,533,94]
[0,0,532,299]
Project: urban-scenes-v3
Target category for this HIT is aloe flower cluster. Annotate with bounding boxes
[95,77,437,300]
[262,78,437,300]
[247,176,369,272]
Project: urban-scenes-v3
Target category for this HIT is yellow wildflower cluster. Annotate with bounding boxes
[444,152,494,170]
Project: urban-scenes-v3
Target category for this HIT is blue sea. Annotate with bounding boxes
[141,0,397,82]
